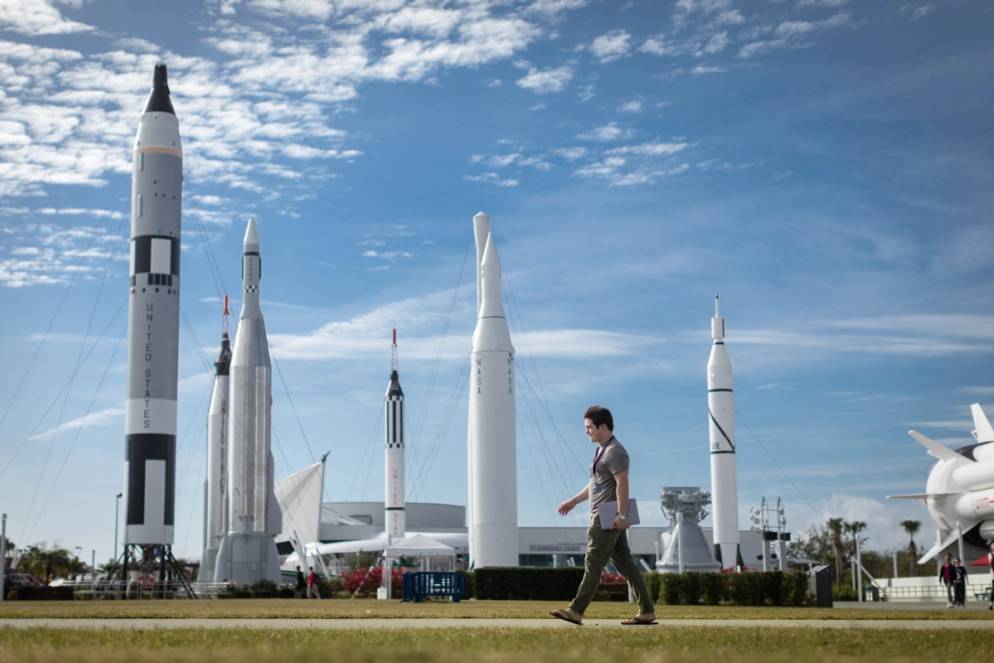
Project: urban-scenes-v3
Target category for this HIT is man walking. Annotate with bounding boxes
[295,566,306,599]
[306,566,321,599]
[550,405,656,625]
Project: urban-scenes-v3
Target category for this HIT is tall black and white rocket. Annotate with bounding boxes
[213,218,283,584]
[708,294,741,570]
[467,212,518,568]
[384,329,405,541]
[123,64,182,548]
[198,298,231,583]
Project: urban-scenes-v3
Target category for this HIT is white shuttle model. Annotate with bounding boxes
[198,301,231,583]
[707,295,741,570]
[892,404,994,563]
[213,219,283,584]
[385,329,406,541]
[123,64,182,550]
[467,212,519,568]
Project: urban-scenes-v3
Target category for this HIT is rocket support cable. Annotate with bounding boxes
[21,322,127,546]
[21,213,124,532]
[737,409,814,507]
[409,365,468,501]
[407,236,472,486]
[0,298,126,482]
[0,179,125,437]
[272,352,316,464]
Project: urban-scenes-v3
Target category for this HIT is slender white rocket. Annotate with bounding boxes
[123,64,182,547]
[198,299,231,583]
[468,212,518,568]
[384,329,405,541]
[213,218,283,584]
[708,294,741,570]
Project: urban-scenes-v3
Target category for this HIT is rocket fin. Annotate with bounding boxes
[918,525,978,565]
[971,404,994,444]
[908,430,970,462]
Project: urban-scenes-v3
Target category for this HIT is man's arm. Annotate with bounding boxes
[557,486,590,516]
[612,471,630,530]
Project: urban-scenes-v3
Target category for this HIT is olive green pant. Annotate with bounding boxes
[569,524,654,615]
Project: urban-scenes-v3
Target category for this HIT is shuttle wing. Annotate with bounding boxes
[908,430,970,463]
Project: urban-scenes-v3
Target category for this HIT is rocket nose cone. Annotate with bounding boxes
[144,63,175,114]
[473,211,490,224]
[479,235,505,317]
[153,63,168,89]
[244,218,260,251]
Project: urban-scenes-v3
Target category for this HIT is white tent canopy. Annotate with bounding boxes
[386,534,455,557]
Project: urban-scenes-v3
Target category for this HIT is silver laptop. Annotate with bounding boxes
[598,499,640,529]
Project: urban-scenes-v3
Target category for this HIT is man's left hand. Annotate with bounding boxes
[612,516,629,530]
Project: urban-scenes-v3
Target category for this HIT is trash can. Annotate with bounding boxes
[808,565,833,608]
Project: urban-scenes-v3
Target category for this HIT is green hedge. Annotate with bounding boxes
[473,567,584,600]
[7,586,75,600]
[655,571,809,606]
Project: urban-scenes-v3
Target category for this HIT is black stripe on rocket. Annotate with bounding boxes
[709,409,735,454]
[126,433,176,526]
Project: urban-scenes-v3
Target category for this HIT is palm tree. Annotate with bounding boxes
[827,518,845,587]
[901,519,921,575]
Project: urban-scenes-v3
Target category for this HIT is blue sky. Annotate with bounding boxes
[0,0,992,563]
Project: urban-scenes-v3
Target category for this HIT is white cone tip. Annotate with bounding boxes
[244,217,260,250]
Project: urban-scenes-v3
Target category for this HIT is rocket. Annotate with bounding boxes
[213,218,283,584]
[123,63,182,547]
[467,212,519,568]
[708,294,741,570]
[197,299,231,583]
[384,329,406,541]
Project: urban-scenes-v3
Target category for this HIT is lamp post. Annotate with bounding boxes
[114,492,122,563]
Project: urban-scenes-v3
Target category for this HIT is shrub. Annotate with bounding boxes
[343,567,403,597]
[473,567,584,600]
[8,586,74,600]
[682,572,703,605]
[661,573,684,604]
[787,571,809,606]
[644,572,662,604]
[702,573,725,605]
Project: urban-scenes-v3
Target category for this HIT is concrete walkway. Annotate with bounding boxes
[2,618,994,630]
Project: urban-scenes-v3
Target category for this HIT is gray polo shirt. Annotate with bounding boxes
[588,437,630,514]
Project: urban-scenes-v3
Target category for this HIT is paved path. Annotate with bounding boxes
[3,618,994,630]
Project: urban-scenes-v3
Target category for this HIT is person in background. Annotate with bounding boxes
[939,553,955,608]
[988,543,994,611]
[295,565,306,599]
[307,566,321,599]
[953,557,967,608]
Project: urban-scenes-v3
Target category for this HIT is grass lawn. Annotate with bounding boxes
[0,626,990,662]
[0,599,992,620]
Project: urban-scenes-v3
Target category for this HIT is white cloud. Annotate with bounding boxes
[515,65,573,94]
[30,407,124,440]
[590,29,630,63]
[900,4,934,21]
[578,122,628,142]
[246,0,335,21]
[526,0,588,15]
[464,172,519,187]
[607,141,690,156]
[639,36,675,56]
[618,99,642,113]
[0,0,94,35]
[739,12,850,58]
[554,147,587,161]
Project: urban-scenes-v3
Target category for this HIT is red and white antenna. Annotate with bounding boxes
[391,328,398,372]
[223,293,230,335]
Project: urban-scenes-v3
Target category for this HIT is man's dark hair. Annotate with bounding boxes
[584,405,613,431]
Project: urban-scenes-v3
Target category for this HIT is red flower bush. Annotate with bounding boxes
[343,567,404,595]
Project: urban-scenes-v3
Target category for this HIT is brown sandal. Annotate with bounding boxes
[621,616,658,625]
[549,608,583,625]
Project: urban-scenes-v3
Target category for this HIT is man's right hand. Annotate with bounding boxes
[557,499,574,516]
